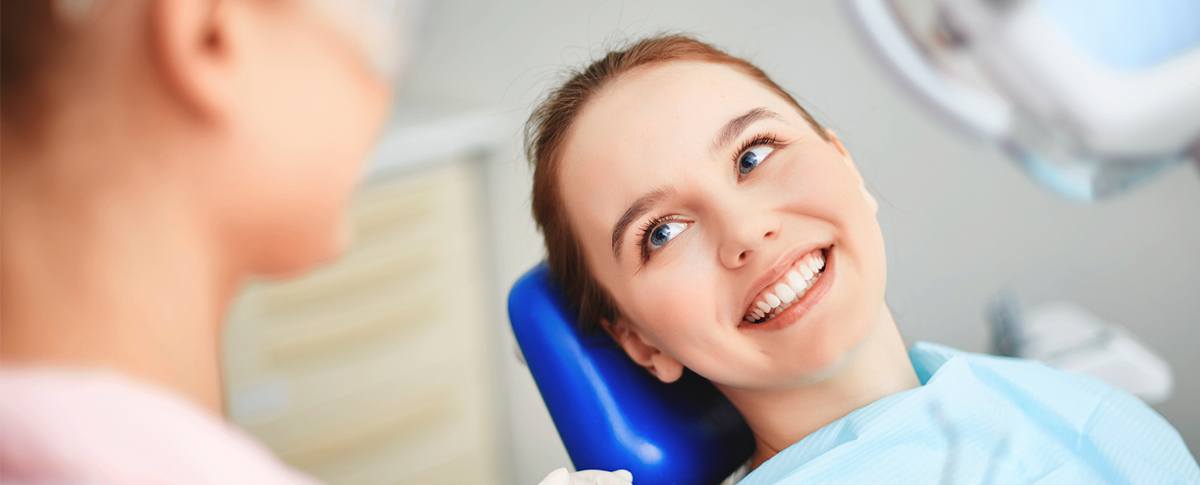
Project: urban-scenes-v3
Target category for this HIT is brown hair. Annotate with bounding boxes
[2,1,71,135]
[525,34,829,333]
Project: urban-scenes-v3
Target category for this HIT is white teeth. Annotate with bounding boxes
[786,271,806,290]
[799,264,814,280]
[765,293,782,308]
[774,283,796,304]
[743,248,830,323]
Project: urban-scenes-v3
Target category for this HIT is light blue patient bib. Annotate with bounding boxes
[738,342,1198,484]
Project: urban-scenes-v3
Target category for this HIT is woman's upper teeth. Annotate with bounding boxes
[745,250,826,322]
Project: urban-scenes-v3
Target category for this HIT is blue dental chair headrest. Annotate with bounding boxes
[507,263,754,484]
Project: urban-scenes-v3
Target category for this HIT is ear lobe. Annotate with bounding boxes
[602,318,685,384]
[863,183,879,214]
[149,0,235,120]
[825,129,879,214]
[649,352,684,383]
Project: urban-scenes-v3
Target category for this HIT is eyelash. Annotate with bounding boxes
[732,133,783,175]
[636,214,683,263]
[635,132,785,264]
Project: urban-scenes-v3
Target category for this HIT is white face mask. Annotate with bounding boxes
[54,0,414,83]
[310,0,413,83]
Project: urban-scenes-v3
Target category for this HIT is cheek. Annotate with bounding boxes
[225,41,390,273]
[772,152,879,254]
[628,261,700,326]
[624,261,747,372]
[262,64,386,180]
[242,22,391,176]
[770,151,851,206]
[627,268,712,336]
[761,153,889,369]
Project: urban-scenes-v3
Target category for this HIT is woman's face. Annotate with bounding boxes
[214,2,395,275]
[558,61,886,391]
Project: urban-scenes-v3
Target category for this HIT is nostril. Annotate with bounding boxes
[763,230,776,239]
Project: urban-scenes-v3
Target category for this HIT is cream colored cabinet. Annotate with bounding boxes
[223,159,502,485]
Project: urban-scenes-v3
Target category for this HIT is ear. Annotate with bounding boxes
[148,0,239,120]
[825,129,878,215]
[602,317,684,384]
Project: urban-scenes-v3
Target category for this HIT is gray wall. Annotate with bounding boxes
[398,1,1199,481]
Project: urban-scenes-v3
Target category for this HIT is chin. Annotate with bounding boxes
[794,338,853,375]
[254,224,348,279]
[791,308,878,376]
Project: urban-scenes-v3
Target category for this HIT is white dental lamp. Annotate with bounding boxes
[843,0,1200,201]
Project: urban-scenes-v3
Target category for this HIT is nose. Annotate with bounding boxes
[717,211,780,270]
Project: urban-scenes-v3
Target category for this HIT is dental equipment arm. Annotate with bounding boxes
[844,0,1200,200]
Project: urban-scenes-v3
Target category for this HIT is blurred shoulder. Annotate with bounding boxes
[0,368,317,485]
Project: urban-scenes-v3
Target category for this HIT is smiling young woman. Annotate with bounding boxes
[524,34,1198,482]
[527,33,917,471]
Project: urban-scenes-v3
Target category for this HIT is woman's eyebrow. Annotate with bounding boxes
[712,107,781,152]
[611,187,675,259]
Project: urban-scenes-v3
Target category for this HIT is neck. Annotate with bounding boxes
[724,306,918,469]
[1,135,240,414]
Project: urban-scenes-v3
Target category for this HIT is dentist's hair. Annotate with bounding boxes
[1,1,58,132]
[525,34,829,333]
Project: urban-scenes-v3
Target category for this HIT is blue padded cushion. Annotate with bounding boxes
[507,263,754,484]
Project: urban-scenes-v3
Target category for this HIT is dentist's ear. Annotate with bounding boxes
[602,318,684,383]
[825,129,879,215]
[149,0,238,121]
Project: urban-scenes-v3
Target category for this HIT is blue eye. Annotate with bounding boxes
[737,145,775,176]
[647,221,689,250]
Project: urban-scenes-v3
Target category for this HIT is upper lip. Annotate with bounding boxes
[738,243,829,321]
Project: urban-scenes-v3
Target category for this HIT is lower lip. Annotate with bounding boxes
[740,248,835,332]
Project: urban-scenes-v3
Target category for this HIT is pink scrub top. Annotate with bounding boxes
[0,368,318,484]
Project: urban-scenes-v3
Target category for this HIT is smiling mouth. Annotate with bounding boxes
[743,247,829,324]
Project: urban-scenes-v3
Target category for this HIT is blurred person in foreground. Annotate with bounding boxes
[1,0,393,482]
[1,2,633,484]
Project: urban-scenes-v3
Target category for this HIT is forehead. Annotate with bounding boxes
[557,61,798,235]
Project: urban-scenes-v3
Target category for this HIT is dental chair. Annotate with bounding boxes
[507,263,754,484]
